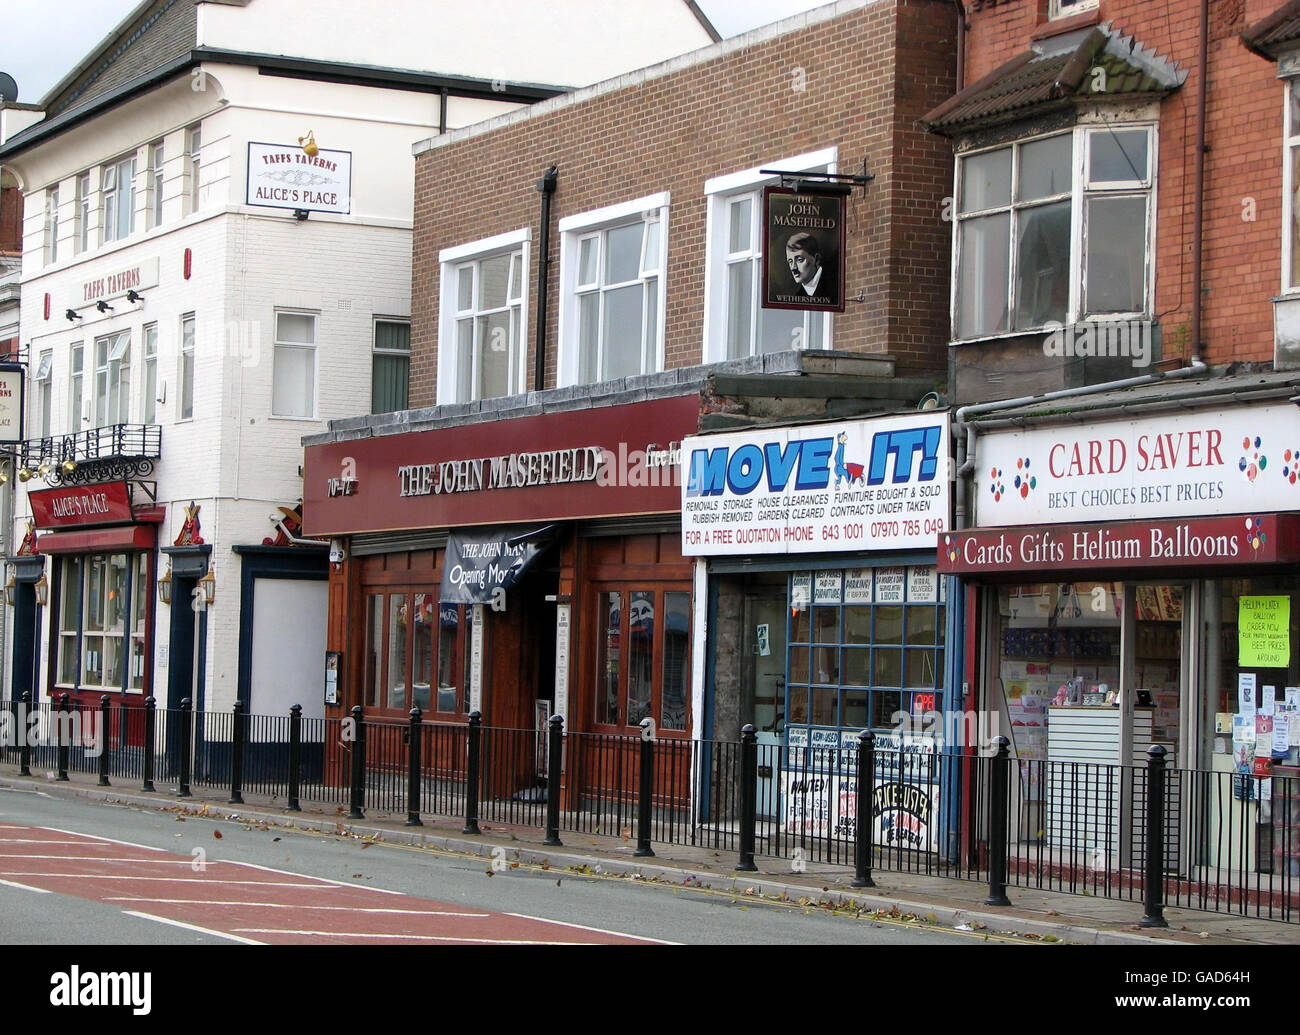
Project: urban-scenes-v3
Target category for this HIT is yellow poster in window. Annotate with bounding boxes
[1239,596,1291,668]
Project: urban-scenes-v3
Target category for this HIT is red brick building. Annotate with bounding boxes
[303,0,960,766]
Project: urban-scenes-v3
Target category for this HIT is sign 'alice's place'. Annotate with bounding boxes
[681,413,950,555]
[246,142,353,215]
[762,186,846,313]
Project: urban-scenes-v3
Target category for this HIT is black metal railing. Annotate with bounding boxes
[19,423,162,486]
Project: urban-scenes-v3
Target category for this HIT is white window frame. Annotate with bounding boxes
[702,148,837,363]
[34,350,53,438]
[1282,79,1300,294]
[179,313,195,421]
[1049,0,1099,18]
[93,330,131,427]
[76,171,92,254]
[437,228,531,405]
[187,124,202,216]
[271,309,318,420]
[69,342,85,430]
[951,121,1157,343]
[149,139,165,229]
[142,323,158,425]
[101,154,136,244]
[557,193,669,388]
[45,185,60,266]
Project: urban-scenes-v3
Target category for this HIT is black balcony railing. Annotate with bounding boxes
[19,423,162,485]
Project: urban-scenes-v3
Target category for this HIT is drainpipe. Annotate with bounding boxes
[1190,0,1208,365]
[534,166,558,392]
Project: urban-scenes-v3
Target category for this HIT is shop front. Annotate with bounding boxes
[302,392,700,799]
[681,410,955,853]
[943,398,1300,875]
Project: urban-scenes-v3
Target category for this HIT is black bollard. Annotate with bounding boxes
[984,736,1011,906]
[229,700,245,805]
[287,704,302,812]
[737,724,758,872]
[543,715,564,847]
[1140,744,1169,929]
[19,692,31,777]
[177,698,193,797]
[635,718,656,858]
[142,696,156,791]
[853,730,875,888]
[98,695,111,787]
[462,711,482,835]
[56,693,70,781]
[347,705,365,819]
[406,707,423,827]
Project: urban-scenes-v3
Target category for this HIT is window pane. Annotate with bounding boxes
[601,283,643,379]
[874,649,902,687]
[1293,147,1300,289]
[387,596,407,711]
[960,148,1011,212]
[273,346,315,417]
[364,594,383,708]
[1085,195,1147,313]
[644,277,657,369]
[106,555,128,633]
[578,293,599,383]
[1089,129,1149,183]
[726,261,752,360]
[728,197,751,253]
[662,592,689,731]
[412,594,433,711]
[1017,134,1072,201]
[627,591,653,726]
[62,558,83,632]
[143,325,157,425]
[956,212,1009,338]
[1291,81,1300,137]
[457,266,474,311]
[372,353,409,413]
[875,606,903,645]
[905,649,938,688]
[509,252,523,302]
[84,635,104,687]
[1013,199,1071,329]
[476,310,512,400]
[598,592,622,725]
[86,557,105,632]
[276,312,315,344]
[437,604,462,712]
[605,222,642,284]
[758,304,801,355]
[180,348,194,420]
[578,237,598,286]
[905,607,938,645]
[456,319,474,402]
[641,220,661,274]
[374,321,409,352]
[810,687,836,726]
[478,253,510,310]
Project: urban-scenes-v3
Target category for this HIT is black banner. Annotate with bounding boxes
[439,524,558,604]
[762,185,846,313]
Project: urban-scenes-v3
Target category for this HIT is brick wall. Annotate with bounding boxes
[959,0,1289,369]
[409,0,959,407]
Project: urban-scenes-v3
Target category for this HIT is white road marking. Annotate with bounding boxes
[104,897,491,917]
[0,872,331,887]
[503,912,677,945]
[0,839,104,845]
[38,827,168,852]
[231,859,408,895]
[231,928,600,944]
[121,911,266,945]
[0,877,51,893]
[0,854,203,864]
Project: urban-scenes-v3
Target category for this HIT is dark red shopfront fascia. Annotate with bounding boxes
[938,513,1300,578]
[302,395,699,537]
[30,482,135,529]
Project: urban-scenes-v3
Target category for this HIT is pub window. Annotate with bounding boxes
[363,589,470,716]
[594,586,690,732]
[57,553,136,693]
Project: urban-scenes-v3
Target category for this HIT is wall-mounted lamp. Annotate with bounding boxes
[65,309,82,322]
[293,209,310,222]
[0,460,9,485]
[17,467,33,483]
[157,567,172,605]
[298,131,318,158]
[95,300,114,313]
[34,574,47,608]
[198,568,216,606]
[126,289,145,304]
[4,575,14,607]
[37,463,51,478]
[60,459,77,476]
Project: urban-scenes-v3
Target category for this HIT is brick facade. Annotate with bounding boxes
[409,0,959,408]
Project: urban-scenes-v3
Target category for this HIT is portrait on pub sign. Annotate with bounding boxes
[762,185,846,314]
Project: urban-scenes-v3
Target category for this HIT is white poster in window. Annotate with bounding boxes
[844,569,873,604]
[907,566,937,603]
[757,624,771,656]
[469,604,485,714]
[1263,685,1277,716]
[791,572,812,611]
[1239,673,1257,719]
[554,604,570,726]
[875,567,905,604]
[814,571,842,605]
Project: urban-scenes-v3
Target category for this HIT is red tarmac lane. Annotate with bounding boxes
[0,823,663,945]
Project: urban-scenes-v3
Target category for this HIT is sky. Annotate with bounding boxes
[0,0,837,105]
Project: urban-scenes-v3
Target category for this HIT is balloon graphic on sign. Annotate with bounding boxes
[1239,436,1266,484]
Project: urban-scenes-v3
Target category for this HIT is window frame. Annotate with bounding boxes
[362,587,472,719]
[591,583,692,736]
[271,309,318,420]
[1049,0,1099,18]
[76,172,92,254]
[142,322,158,425]
[69,342,85,431]
[437,229,531,405]
[45,185,60,266]
[557,193,668,388]
[703,149,837,363]
[187,124,202,216]
[1283,79,1300,294]
[34,350,53,438]
[100,153,136,245]
[371,317,411,414]
[951,122,1157,343]
[93,330,131,427]
[56,552,141,694]
[149,139,165,229]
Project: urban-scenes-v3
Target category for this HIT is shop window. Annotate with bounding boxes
[558,194,666,387]
[101,153,136,244]
[272,310,316,418]
[438,231,528,404]
[954,125,1153,340]
[94,330,130,426]
[786,567,945,735]
[594,586,690,732]
[57,553,139,692]
[371,319,410,413]
[362,588,470,717]
[703,150,835,361]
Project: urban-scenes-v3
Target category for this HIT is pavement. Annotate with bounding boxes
[1,765,1295,946]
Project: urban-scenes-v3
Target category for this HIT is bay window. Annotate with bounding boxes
[953,124,1154,341]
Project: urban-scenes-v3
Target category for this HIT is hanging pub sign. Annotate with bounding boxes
[246,142,353,215]
[440,524,559,605]
[0,363,23,445]
[762,185,846,313]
